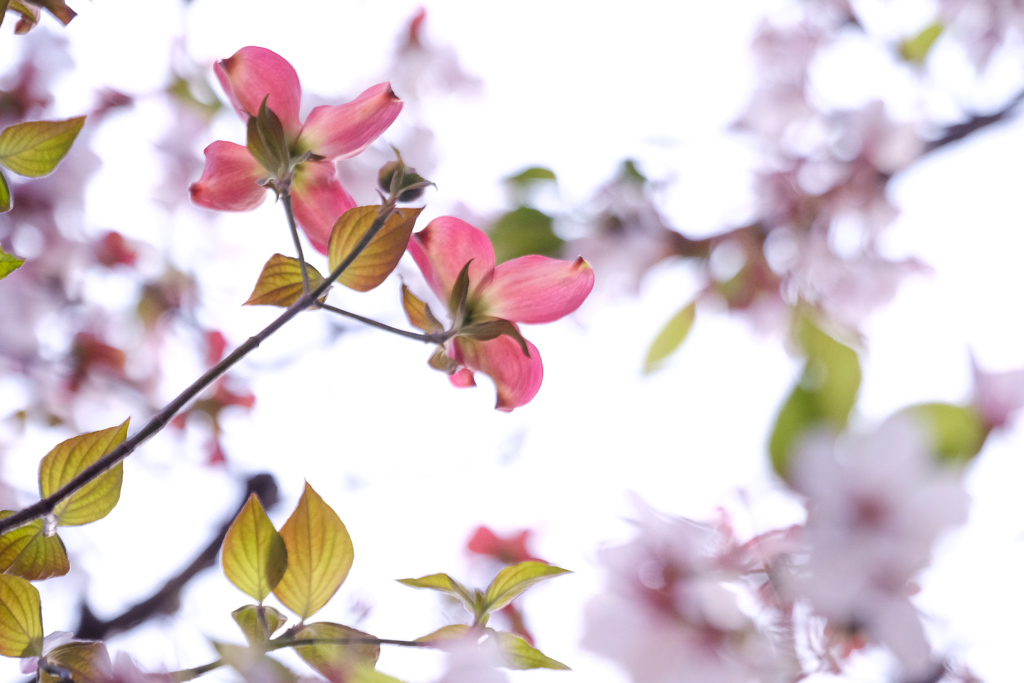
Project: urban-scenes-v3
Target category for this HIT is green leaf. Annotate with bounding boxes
[899,21,944,65]
[0,117,85,177]
[40,641,111,683]
[328,206,422,292]
[493,631,570,670]
[401,284,444,334]
[489,207,564,263]
[448,261,472,327]
[222,493,288,602]
[459,319,529,357]
[244,254,326,307]
[0,245,24,279]
[643,301,697,374]
[247,96,290,180]
[482,561,569,614]
[0,575,42,657]
[396,573,475,611]
[769,318,861,477]
[0,512,69,581]
[504,167,556,187]
[347,666,408,683]
[413,624,470,644]
[273,483,354,620]
[0,170,10,213]
[38,420,128,526]
[900,402,988,463]
[232,604,287,646]
[0,0,9,29]
[292,622,380,682]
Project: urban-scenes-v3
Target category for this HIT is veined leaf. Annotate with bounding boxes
[396,573,475,611]
[40,641,111,683]
[0,169,10,213]
[244,254,326,307]
[0,245,24,279]
[222,493,287,602]
[0,575,42,657]
[292,622,380,682]
[38,420,128,526]
[482,561,569,614]
[643,301,696,374]
[273,483,353,620]
[413,624,470,645]
[493,631,569,670]
[0,117,85,177]
[401,285,444,334]
[232,604,287,646]
[0,512,69,580]
[328,206,422,292]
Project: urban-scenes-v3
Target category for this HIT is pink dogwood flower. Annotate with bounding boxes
[189,46,403,253]
[407,217,594,411]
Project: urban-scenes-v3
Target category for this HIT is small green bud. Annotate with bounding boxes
[378,158,428,202]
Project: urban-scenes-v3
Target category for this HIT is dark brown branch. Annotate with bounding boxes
[923,87,1024,154]
[74,473,279,640]
[0,200,398,537]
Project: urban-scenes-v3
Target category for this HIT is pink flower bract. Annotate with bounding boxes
[189,46,403,253]
[408,217,594,411]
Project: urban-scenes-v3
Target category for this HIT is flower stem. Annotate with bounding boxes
[0,201,400,537]
[316,301,448,344]
[281,192,311,294]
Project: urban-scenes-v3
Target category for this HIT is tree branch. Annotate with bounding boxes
[74,473,279,640]
[0,200,399,537]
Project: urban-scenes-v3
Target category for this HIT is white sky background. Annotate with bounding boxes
[3,0,1024,681]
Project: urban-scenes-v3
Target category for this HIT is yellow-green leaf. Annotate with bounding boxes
[413,624,470,645]
[899,22,944,65]
[231,604,287,646]
[900,402,988,463]
[244,254,326,307]
[273,483,353,620]
[0,170,10,213]
[348,666,408,683]
[328,206,422,292]
[396,573,475,610]
[0,245,24,279]
[0,575,42,657]
[40,641,111,683]
[0,512,69,581]
[38,420,128,526]
[483,562,569,614]
[493,631,569,670]
[216,642,297,683]
[0,117,85,177]
[401,284,444,334]
[644,301,696,374]
[222,494,288,602]
[292,622,380,682]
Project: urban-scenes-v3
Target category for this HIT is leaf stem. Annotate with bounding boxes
[281,192,311,294]
[0,201,400,537]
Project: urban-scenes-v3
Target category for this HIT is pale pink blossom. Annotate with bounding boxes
[436,636,510,683]
[407,217,594,411]
[789,416,970,678]
[189,47,403,253]
[971,356,1024,429]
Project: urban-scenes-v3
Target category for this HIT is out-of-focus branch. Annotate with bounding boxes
[924,87,1024,154]
[74,473,279,640]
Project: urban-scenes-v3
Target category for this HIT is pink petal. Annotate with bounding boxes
[483,255,595,324]
[189,141,267,211]
[297,83,403,160]
[215,46,303,140]
[407,217,496,304]
[450,367,476,388]
[458,335,543,412]
[290,160,357,254]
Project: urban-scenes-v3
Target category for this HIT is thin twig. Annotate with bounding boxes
[923,86,1024,154]
[281,193,311,293]
[0,201,399,537]
[317,301,448,344]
